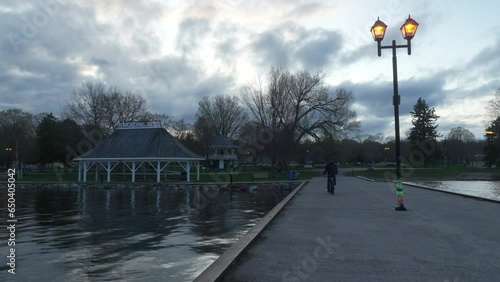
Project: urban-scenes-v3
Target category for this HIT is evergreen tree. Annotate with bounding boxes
[37,115,85,168]
[57,118,85,165]
[36,114,59,167]
[484,117,500,167]
[408,98,441,166]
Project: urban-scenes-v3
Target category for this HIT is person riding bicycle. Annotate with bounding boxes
[323,161,338,192]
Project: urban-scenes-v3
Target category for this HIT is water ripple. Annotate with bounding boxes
[0,185,291,281]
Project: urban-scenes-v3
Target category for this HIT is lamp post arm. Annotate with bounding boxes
[380,44,410,50]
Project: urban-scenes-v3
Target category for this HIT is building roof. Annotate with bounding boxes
[75,127,203,161]
[209,134,237,148]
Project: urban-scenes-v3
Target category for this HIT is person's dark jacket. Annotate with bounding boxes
[323,162,338,175]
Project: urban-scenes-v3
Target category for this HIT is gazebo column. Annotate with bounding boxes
[186,161,191,182]
[196,162,200,181]
[157,161,161,183]
[78,162,82,182]
[83,162,87,182]
[107,162,111,183]
[132,161,136,183]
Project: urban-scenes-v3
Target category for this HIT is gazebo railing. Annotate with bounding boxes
[118,121,162,129]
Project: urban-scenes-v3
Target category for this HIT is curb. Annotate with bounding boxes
[403,182,500,203]
[194,181,308,282]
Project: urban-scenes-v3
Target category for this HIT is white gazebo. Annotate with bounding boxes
[74,122,204,183]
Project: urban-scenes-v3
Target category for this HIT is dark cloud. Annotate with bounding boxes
[338,44,373,65]
[338,74,447,138]
[341,75,445,119]
[250,23,343,69]
[287,2,334,18]
[176,18,211,55]
[251,31,291,67]
[295,30,342,69]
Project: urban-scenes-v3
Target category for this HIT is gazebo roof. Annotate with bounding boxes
[75,127,203,161]
[209,134,237,148]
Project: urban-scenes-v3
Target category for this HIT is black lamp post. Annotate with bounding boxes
[370,15,419,211]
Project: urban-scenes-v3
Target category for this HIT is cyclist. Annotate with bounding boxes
[323,161,338,193]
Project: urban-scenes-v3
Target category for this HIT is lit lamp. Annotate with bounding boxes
[370,15,419,211]
[400,15,419,54]
[370,17,387,56]
[400,16,419,39]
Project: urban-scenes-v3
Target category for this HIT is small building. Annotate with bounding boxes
[207,134,237,170]
[74,122,204,182]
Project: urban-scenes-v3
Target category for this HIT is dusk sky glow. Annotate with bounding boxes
[1,0,499,140]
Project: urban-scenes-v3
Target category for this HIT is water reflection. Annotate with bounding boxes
[413,181,500,201]
[0,185,291,281]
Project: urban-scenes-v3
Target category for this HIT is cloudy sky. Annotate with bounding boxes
[1,0,499,140]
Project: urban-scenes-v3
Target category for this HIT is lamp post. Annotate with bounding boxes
[370,15,419,211]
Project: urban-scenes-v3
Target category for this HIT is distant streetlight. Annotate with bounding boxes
[370,15,419,211]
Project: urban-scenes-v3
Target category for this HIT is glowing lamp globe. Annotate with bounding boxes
[400,15,419,40]
[370,17,387,42]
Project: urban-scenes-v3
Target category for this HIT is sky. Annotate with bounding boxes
[1,0,499,140]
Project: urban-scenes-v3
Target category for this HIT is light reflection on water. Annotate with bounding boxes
[413,181,500,201]
[0,185,291,281]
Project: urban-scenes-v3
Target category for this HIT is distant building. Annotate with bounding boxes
[74,122,203,182]
[207,134,237,170]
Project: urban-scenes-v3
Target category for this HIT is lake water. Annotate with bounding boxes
[0,184,293,281]
[411,181,500,201]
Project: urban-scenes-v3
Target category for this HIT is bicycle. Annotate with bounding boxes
[327,175,335,195]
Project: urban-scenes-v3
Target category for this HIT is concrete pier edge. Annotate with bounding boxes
[194,181,308,282]
[403,181,500,203]
[354,176,500,204]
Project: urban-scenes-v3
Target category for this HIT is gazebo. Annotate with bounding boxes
[74,122,204,183]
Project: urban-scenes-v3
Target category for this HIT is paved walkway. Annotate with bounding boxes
[223,172,500,281]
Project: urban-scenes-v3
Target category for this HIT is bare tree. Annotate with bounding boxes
[104,88,148,130]
[63,82,148,134]
[241,67,360,167]
[196,94,248,139]
[63,81,107,131]
[445,127,476,164]
[487,87,500,120]
[171,119,192,141]
[143,112,173,130]
[243,67,359,142]
[447,127,475,143]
